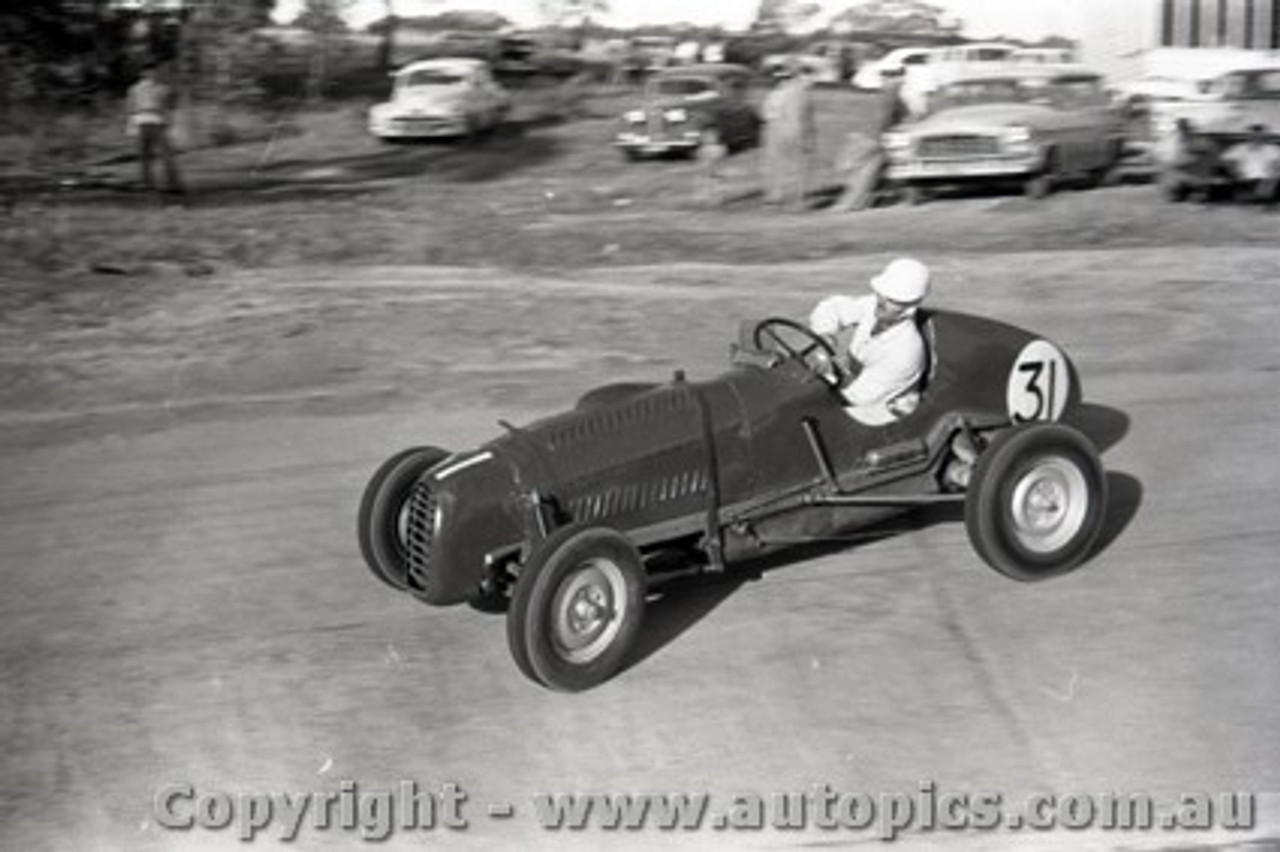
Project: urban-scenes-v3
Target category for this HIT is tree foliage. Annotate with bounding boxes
[828,0,960,36]
[538,0,608,29]
[751,0,822,33]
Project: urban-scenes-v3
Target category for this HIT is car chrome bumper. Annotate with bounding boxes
[614,131,700,153]
[370,116,468,138]
[887,156,1040,182]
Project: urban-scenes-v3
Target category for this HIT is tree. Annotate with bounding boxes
[292,0,349,33]
[372,0,397,71]
[751,0,822,34]
[828,0,960,36]
[539,0,608,46]
[290,0,353,100]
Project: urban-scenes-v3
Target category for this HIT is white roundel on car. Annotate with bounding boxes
[1006,340,1070,423]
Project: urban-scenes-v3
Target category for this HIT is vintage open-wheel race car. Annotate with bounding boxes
[358,309,1108,692]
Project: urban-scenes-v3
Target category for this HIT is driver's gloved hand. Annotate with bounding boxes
[812,351,840,386]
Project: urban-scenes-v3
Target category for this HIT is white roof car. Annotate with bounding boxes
[851,46,934,90]
[368,58,511,141]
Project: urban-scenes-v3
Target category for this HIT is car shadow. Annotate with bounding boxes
[623,403,1141,678]
[1065,401,1131,454]
[622,523,919,675]
[6,127,566,208]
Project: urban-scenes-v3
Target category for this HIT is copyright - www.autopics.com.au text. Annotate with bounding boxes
[150,780,1261,842]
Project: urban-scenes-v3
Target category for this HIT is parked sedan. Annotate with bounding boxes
[883,66,1129,200]
[368,58,511,141]
[1150,65,1280,145]
[614,63,761,160]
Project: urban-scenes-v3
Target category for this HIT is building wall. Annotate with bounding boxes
[1080,0,1279,82]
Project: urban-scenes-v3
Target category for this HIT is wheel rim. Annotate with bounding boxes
[1009,455,1088,554]
[550,558,627,664]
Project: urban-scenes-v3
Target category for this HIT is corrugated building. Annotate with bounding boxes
[1080,0,1280,81]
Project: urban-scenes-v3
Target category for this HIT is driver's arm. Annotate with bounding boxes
[809,294,873,342]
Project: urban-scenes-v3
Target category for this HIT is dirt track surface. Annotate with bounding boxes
[2,248,1279,851]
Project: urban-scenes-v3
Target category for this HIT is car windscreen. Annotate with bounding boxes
[1224,70,1280,98]
[651,77,715,97]
[402,70,467,87]
[932,78,1027,108]
[933,76,1102,110]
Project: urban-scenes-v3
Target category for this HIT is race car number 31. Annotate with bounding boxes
[1007,340,1070,423]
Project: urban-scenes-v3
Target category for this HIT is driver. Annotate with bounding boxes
[808,257,930,425]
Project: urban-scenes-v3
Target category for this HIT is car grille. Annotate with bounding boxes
[404,480,438,592]
[917,135,1001,158]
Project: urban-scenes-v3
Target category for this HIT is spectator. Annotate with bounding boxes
[125,61,184,194]
[830,77,908,212]
[760,65,817,210]
[1158,118,1223,202]
[694,126,729,208]
[1220,124,1280,207]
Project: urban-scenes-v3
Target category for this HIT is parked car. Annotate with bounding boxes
[1149,65,1280,146]
[852,46,934,90]
[614,63,761,160]
[883,66,1129,201]
[368,58,511,141]
[901,42,1022,115]
[1011,47,1076,65]
[358,309,1109,691]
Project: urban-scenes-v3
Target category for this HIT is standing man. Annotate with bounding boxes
[126,61,184,194]
[760,64,817,210]
[830,76,908,212]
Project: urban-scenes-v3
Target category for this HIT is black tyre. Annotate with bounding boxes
[1024,151,1057,199]
[357,446,449,591]
[903,184,930,206]
[964,424,1106,581]
[506,524,646,691]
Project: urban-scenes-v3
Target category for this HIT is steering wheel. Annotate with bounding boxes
[751,317,844,384]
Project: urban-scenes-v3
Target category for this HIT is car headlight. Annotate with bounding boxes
[663,108,688,123]
[1000,125,1035,150]
[624,109,645,124]
[882,131,912,154]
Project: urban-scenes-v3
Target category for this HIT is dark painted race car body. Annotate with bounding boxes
[359,310,1107,691]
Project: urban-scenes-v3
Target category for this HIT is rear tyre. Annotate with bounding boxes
[964,424,1106,581]
[357,446,449,591]
[506,524,646,691]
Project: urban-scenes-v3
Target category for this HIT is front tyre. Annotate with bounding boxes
[964,424,1106,581]
[506,525,645,691]
[357,446,449,591]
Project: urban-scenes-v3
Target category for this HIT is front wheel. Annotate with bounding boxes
[506,525,646,691]
[1024,151,1057,199]
[964,424,1106,581]
[357,446,449,590]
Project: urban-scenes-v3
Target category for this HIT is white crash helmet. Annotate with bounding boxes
[871,257,931,305]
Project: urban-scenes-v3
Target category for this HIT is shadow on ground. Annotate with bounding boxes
[623,403,1140,677]
[1,121,564,207]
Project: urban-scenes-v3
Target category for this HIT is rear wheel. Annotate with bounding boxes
[506,525,646,691]
[357,446,449,591]
[964,424,1106,581]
